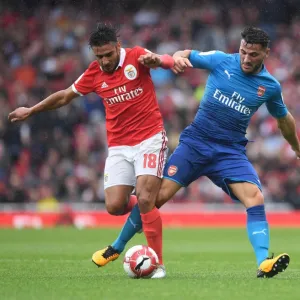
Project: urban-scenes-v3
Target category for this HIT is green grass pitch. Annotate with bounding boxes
[0,227,299,300]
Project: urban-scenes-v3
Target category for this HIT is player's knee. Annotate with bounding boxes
[105,200,125,216]
[136,190,156,211]
[137,196,155,209]
[156,189,169,209]
[254,190,264,205]
[247,189,264,208]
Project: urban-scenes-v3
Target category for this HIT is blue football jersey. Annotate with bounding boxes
[182,50,288,144]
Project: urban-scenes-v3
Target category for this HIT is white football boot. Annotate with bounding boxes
[151,265,166,279]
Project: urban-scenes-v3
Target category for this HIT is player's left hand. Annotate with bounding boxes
[172,57,193,74]
[138,53,161,68]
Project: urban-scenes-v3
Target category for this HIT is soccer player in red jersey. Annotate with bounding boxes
[8,23,175,278]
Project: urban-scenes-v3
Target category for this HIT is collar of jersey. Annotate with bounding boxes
[99,48,126,71]
[118,48,126,68]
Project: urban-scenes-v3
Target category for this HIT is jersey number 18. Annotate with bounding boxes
[143,154,157,168]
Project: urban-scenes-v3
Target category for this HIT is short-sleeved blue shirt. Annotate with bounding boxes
[183,50,288,144]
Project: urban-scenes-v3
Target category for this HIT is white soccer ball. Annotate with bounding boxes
[123,245,158,278]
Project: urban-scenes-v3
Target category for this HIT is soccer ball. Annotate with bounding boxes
[123,245,158,278]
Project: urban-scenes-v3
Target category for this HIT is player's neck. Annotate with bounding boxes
[109,58,120,73]
[253,64,264,75]
[114,58,120,71]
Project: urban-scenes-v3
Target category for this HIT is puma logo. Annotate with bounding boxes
[134,257,150,270]
[252,229,267,235]
[129,218,138,228]
[224,70,233,79]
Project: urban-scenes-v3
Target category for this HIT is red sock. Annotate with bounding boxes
[141,207,163,264]
[123,195,137,214]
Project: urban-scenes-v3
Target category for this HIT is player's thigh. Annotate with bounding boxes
[155,141,213,208]
[135,174,162,208]
[104,151,135,214]
[163,141,212,186]
[134,131,168,179]
[134,131,168,211]
[104,185,134,214]
[228,182,264,208]
[207,146,263,205]
[156,178,182,208]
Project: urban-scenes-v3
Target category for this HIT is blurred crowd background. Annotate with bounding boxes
[0,0,300,209]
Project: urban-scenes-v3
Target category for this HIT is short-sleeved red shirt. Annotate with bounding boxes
[72,46,164,147]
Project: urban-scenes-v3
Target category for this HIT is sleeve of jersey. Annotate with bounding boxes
[189,50,228,71]
[134,46,151,73]
[266,84,288,118]
[72,64,96,96]
[135,46,149,56]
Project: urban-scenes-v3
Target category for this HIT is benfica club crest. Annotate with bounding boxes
[257,86,266,97]
[124,64,137,80]
[168,165,178,176]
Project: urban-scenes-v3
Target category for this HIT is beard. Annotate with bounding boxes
[241,62,263,74]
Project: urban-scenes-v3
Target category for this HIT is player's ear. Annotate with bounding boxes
[265,48,270,59]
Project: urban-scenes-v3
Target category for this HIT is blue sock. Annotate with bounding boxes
[246,205,269,266]
[112,204,142,253]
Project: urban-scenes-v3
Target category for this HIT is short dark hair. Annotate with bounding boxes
[89,23,120,47]
[241,26,270,48]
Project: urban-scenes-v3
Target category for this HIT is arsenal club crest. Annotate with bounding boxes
[168,165,178,176]
[257,86,266,97]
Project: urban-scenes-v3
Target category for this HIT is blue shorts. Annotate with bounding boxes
[163,138,262,201]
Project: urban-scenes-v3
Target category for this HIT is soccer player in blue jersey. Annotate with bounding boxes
[93,26,300,278]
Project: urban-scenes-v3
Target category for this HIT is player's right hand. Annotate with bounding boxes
[138,53,161,68]
[172,57,193,74]
[8,107,32,122]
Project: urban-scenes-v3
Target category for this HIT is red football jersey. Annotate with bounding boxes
[72,46,164,147]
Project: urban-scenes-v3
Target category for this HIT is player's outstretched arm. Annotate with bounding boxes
[138,52,175,69]
[8,86,78,122]
[277,112,300,159]
[172,50,193,74]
